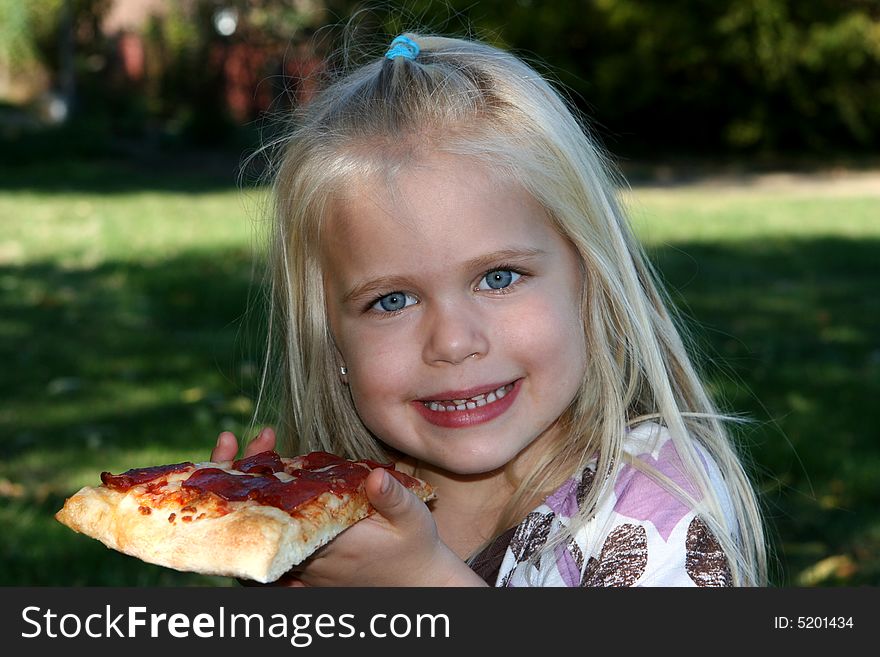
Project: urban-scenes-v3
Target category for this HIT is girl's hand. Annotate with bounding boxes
[287,468,488,587]
[210,427,276,462]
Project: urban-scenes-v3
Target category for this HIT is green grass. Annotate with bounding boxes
[1,159,877,586]
[626,184,880,586]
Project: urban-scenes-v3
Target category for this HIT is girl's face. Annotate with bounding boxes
[321,153,587,477]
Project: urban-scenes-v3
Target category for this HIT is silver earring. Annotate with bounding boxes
[339,365,348,376]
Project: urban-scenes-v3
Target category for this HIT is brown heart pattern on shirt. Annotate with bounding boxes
[685,517,732,586]
[508,511,555,567]
[575,467,596,511]
[581,523,648,587]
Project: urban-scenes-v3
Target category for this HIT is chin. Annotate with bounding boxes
[434,450,520,477]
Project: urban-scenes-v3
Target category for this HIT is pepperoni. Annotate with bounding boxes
[181,468,271,501]
[296,451,393,470]
[252,478,334,514]
[232,451,285,475]
[319,463,372,491]
[100,462,194,491]
[180,460,379,515]
[297,451,351,470]
[103,451,411,518]
[181,468,334,514]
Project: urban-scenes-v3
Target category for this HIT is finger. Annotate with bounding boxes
[278,574,308,587]
[364,468,421,526]
[211,431,239,462]
[237,575,307,587]
[242,426,277,457]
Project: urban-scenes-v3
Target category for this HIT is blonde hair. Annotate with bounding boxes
[256,32,768,586]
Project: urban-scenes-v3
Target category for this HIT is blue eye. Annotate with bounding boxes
[372,292,416,313]
[479,269,521,290]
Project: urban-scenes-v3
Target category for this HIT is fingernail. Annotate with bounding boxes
[380,469,392,494]
[215,433,225,448]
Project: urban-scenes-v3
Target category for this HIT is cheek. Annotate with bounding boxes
[338,321,415,402]
[508,291,587,390]
[506,288,584,352]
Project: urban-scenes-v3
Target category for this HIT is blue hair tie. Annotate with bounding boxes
[385,35,420,61]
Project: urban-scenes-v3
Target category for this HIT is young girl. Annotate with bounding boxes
[211,33,767,586]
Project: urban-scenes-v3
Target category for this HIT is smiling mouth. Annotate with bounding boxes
[421,383,515,412]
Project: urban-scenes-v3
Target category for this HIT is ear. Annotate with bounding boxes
[331,342,348,385]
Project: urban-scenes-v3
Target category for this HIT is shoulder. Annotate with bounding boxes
[537,422,730,534]
[615,423,737,537]
[613,423,703,535]
[588,422,734,586]
[494,423,734,587]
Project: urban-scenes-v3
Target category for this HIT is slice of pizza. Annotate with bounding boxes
[55,450,435,583]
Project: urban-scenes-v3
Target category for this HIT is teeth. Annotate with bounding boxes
[423,383,514,412]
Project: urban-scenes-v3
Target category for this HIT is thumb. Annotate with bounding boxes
[365,468,418,525]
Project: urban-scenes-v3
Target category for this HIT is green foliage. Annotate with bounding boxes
[329,0,880,154]
[0,0,110,70]
[0,0,40,72]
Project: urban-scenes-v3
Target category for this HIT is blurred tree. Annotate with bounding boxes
[145,0,328,145]
[3,0,878,157]
[323,0,880,156]
[0,0,43,101]
[714,0,880,152]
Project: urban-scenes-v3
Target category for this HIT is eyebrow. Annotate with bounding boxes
[341,246,547,305]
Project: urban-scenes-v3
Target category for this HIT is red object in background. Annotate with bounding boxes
[118,32,146,82]
[219,41,324,123]
[222,41,267,123]
[286,44,323,107]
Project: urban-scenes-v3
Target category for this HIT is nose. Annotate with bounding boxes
[422,301,490,366]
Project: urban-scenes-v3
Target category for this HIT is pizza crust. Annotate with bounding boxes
[56,477,432,583]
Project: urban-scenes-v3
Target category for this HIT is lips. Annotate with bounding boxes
[413,379,521,428]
